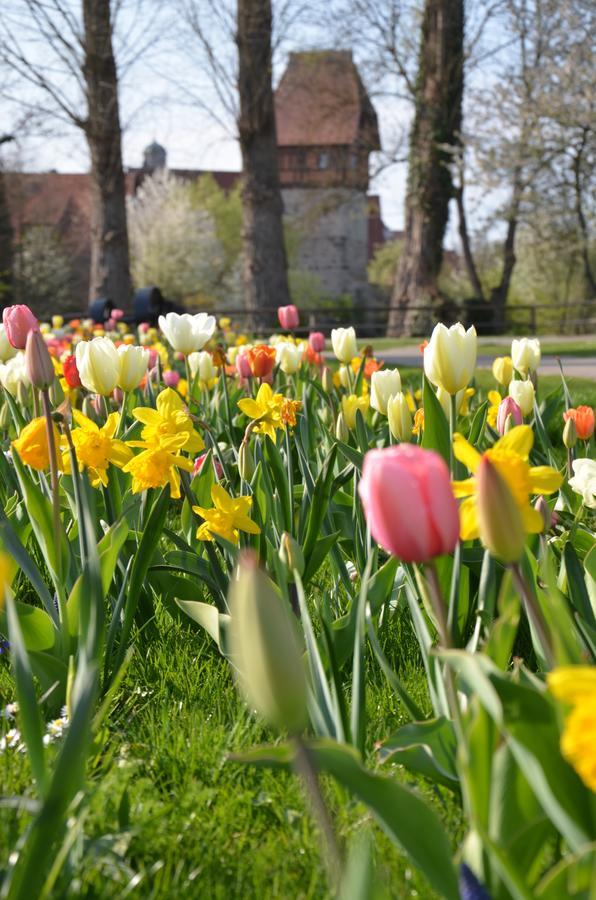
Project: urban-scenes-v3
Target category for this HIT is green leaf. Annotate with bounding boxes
[303,531,340,584]
[421,376,450,464]
[0,510,56,622]
[334,439,363,471]
[175,600,230,653]
[379,717,459,791]
[468,399,488,445]
[0,602,55,652]
[563,541,595,628]
[301,444,338,560]
[264,435,292,533]
[233,739,459,900]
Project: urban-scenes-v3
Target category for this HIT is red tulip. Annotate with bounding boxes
[358,444,459,563]
[277,305,299,330]
[308,332,325,353]
[193,452,223,479]
[3,304,38,350]
[62,354,82,389]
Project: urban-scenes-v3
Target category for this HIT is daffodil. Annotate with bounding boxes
[130,388,204,453]
[12,417,60,471]
[486,390,502,429]
[193,484,261,545]
[548,667,596,792]
[280,398,302,428]
[63,411,133,488]
[452,425,563,540]
[123,447,194,498]
[237,383,284,440]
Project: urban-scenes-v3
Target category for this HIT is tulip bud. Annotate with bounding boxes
[508,380,535,417]
[278,532,305,580]
[308,332,325,353]
[322,367,334,394]
[511,338,541,376]
[81,396,99,423]
[563,417,577,449]
[25,328,55,390]
[387,392,412,442]
[0,402,10,429]
[476,456,525,563]
[534,496,552,532]
[335,412,349,442]
[423,322,477,395]
[3,304,38,350]
[370,369,401,415]
[331,326,357,364]
[496,396,523,435]
[277,304,300,330]
[492,356,513,386]
[16,380,30,408]
[238,440,255,482]
[228,551,307,732]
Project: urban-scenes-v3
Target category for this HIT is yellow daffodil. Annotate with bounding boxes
[412,408,425,435]
[193,484,261,545]
[486,390,502,429]
[341,394,369,429]
[63,411,133,488]
[130,388,204,453]
[237,383,284,441]
[123,447,194,498]
[280,398,302,428]
[452,425,563,540]
[548,667,596,792]
[12,417,60,471]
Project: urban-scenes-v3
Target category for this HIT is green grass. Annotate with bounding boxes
[358,337,596,356]
[0,600,461,899]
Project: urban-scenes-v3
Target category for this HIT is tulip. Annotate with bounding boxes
[341,394,369,429]
[476,456,525,563]
[338,365,351,389]
[228,552,307,732]
[335,412,349,442]
[511,338,541,376]
[236,348,253,379]
[25,328,55,390]
[278,532,305,579]
[193,452,223,479]
[3,304,38,350]
[158,312,216,355]
[62,354,82,389]
[188,350,217,383]
[508,380,535,417]
[247,345,276,378]
[496,396,523,435]
[51,315,64,330]
[423,322,477,395]
[568,458,596,509]
[308,332,325,353]
[162,369,180,388]
[117,344,149,391]
[563,417,577,449]
[277,305,300,330]
[0,354,29,396]
[358,444,459,563]
[75,337,121,396]
[0,325,17,362]
[370,368,401,415]
[322,366,334,394]
[563,406,594,441]
[275,341,301,375]
[238,440,256,482]
[492,356,513,386]
[534,496,553,532]
[387,392,412,442]
[331,326,357,364]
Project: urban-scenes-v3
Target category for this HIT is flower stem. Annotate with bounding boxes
[510,561,554,667]
[425,562,452,649]
[449,393,457,476]
[41,388,67,631]
[292,736,342,888]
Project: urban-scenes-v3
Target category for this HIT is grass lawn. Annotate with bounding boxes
[0,598,461,898]
[358,337,596,357]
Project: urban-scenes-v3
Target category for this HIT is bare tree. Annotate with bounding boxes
[0,1,157,311]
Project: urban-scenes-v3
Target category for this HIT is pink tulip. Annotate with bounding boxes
[236,349,252,379]
[358,445,459,563]
[112,308,124,321]
[106,318,116,331]
[496,396,523,435]
[138,322,150,334]
[193,452,224,479]
[163,369,180,388]
[3,304,38,350]
[278,305,299,330]
[308,331,325,353]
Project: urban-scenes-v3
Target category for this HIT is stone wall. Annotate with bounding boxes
[282,187,370,300]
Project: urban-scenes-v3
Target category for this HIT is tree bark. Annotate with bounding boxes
[237,0,291,330]
[572,130,596,300]
[82,0,131,312]
[387,0,464,336]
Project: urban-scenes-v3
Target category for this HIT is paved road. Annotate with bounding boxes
[377,346,596,379]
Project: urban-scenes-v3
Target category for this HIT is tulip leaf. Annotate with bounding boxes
[232,738,459,900]
[302,444,338,560]
[175,599,230,654]
[0,508,57,622]
[0,602,55,652]
[379,717,459,790]
[303,531,340,584]
[468,399,488,445]
[421,376,450,464]
[563,541,595,627]
[264,436,292,534]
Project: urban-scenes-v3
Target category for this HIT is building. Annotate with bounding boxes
[4,50,387,311]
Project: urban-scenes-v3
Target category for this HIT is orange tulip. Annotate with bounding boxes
[563,406,595,441]
[247,345,276,378]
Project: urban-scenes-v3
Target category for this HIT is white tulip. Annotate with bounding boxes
[568,459,596,509]
[511,338,541,376]
[370,369,402,415]
[423,322,477,395]
[117,344,149,391]
[387,392,412,441]
[331,327,357,363]
[75,337,120,396]
[338,365,351,389]
[0,324,17,362]
[188,350,216,383]
[158,312,216,355]
[508,379,535,416]
[275,341,302,374]
[0,353,28,396]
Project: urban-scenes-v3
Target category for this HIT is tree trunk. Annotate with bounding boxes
[387,0,464,336]
[237,0,290,331]
[572,130,596,301]
[82,0,131,312]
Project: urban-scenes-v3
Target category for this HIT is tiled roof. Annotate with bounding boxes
[275,50,380,149]
[6,172,92,244]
